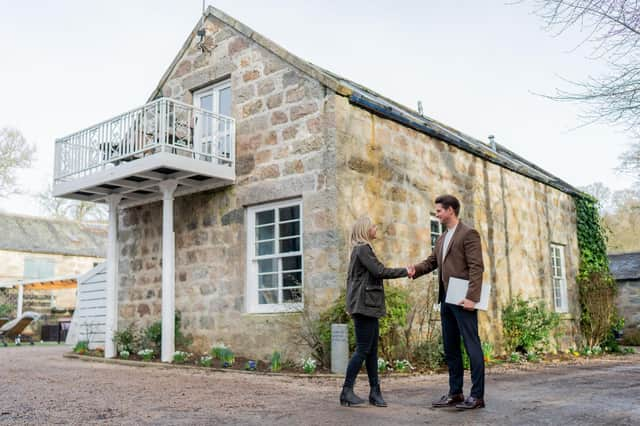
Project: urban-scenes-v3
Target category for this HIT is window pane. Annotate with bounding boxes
[258,259,277,274]
[282,256,302,271]
[283,288,302,303]
[430,220,440,233]
[256,210,275,225]
[259,273,278,289]
[256,241,275,256]
[199,94,213,111]
[283,271,302,288]
[280,237,300,253]
[259,290,278,304]
[279,205,300,221]
[257,225,274,241]
[218,87,232,117]
[279,221,300,237]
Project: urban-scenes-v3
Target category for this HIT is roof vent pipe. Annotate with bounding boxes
[488,135,496,151]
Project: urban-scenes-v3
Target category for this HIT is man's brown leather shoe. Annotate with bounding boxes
[456,396,485,409]
[431,393,464,407]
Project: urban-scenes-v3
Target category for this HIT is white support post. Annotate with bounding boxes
[159,180,178,362]
[17,285,24,318]
[104,194,122,358]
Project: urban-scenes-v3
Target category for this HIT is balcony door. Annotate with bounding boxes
[193,80,232,163]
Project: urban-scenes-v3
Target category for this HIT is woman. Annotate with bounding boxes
[340,216,409,407]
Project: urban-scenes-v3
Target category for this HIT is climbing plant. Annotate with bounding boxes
[574,194,619,347]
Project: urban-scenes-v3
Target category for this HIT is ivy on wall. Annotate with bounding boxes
[575,195,612,279]
[574,194,618,347]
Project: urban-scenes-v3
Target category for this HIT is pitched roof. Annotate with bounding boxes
[609,252,640,281]
[0,213,107,258]
[149,6,581,197]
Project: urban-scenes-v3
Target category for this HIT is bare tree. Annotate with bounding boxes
[617,141,640,184]
[39,184,107,222]
[0,127,35,197]
[522,1,640,134]
[578,181,612,212]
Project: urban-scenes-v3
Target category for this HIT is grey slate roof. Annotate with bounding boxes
[0,213,107,258]
[149,6,582,197]
[609,252,640,281]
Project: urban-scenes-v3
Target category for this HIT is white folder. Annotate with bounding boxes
[445,277,491,311]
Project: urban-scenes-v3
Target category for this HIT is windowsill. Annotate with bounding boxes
[244,303,303,315]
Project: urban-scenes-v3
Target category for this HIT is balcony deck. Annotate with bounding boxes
[52,98,236,207]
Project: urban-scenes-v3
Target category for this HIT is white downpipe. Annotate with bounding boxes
[159,180,178,363]
[104,194,122,358]
[17,285,24,318]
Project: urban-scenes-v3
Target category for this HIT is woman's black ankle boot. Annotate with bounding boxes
[369,384,387,407]
[340,386,365,407]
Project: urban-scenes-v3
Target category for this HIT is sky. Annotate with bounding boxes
[0,0,635,217]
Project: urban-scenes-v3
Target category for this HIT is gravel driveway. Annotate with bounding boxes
[0,345,638,425]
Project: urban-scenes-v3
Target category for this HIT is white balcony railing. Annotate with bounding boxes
[54,98,235,184]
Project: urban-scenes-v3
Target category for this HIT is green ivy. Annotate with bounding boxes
[575,195,611,280]
[574,194,617,346]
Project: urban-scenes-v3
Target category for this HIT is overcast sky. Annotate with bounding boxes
[0,0,635,216]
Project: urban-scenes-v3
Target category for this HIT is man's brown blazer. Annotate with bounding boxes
[414,221,484,303]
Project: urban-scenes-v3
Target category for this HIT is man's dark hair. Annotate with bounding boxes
[435,194,460,216]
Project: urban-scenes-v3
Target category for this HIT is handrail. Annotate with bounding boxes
[54,97,235,183]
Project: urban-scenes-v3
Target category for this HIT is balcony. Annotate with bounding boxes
[53,98,236,207]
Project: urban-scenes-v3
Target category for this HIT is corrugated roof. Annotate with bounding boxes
[0,213,107,258]
[609,252,640,281]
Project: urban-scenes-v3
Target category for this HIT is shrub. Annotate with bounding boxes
[172,351,191,364]
[412,340,444,370]
[220,348,234,367]
[138,348,154,361]
[119,350,130,360]
[482,342,494,363]
[142,311,192,352]
[509,352,522,363]
[270,351,282,372]
[73,340,89,354]
[377,358,390,373]
[210,343,228,360]
[579,272,618,347]
[301,357,317,374]
[113,323,139,353]
[502,296,560,354]
[199,355,213,367]
[393,359,413,373]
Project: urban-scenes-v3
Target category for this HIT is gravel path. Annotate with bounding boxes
[1,345,639,425]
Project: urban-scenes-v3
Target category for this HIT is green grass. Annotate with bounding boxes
[0,341,68,348]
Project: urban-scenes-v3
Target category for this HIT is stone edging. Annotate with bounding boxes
[64,352,639,379]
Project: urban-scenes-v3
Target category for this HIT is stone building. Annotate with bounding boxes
[0,213,106,327]
[609,252,640,333]
[52,7,582,360]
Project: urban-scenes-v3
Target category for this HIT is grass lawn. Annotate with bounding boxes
[1,341,69,348]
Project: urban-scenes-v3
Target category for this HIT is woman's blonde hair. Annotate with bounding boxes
[350,215,374,247]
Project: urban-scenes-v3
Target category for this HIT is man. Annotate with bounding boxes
[408,194,485,409]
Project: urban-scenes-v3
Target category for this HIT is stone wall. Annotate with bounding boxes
[117,15,339,359]
[334,96,581,351]
[617,279,640,332]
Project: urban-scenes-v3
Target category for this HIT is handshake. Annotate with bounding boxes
[406,265,416,279]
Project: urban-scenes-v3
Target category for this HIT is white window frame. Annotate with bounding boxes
[246,199,304,314]
[193,80,232,116]
[429,216,443,251]
[550,243,569,313]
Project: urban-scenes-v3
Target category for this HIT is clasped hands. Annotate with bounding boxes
[405,265,475,311]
